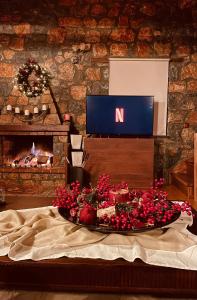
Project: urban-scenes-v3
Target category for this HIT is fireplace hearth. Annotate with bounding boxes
[0,124,69,195]
[2,136,53,168]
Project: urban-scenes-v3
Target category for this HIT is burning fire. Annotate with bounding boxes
[7,142,53,168]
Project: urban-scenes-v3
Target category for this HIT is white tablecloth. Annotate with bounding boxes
[0,206,197,270]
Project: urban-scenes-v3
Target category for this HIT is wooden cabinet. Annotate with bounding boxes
[84,137,154,189]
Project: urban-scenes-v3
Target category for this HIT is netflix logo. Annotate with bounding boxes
[115,108,124,123]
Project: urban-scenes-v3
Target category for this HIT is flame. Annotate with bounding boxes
[31,142,36,155]
[6,141,53,168]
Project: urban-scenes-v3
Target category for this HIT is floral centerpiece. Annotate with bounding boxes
[52,175,192,232]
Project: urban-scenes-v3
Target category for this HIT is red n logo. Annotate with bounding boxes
[115,108,124,123]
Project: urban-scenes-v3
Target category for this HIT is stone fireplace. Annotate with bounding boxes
[0,124,69,195]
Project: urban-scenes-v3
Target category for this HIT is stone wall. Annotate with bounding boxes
[0,0,196,180]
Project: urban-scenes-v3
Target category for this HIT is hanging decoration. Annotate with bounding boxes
[15,59,52,98]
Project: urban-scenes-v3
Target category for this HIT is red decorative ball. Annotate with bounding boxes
[79,205,97,225]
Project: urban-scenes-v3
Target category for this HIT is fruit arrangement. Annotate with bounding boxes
[53,175,192,232]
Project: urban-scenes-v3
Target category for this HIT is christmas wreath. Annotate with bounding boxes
[53,175,192,232]
[15,59,52,98]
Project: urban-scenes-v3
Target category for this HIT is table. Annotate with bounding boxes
[0,197,197,298]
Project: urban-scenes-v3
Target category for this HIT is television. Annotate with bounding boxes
[86,95,154,136]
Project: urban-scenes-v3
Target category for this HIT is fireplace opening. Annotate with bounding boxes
[2,136,53,168]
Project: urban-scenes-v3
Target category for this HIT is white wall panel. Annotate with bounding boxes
[109,58,169,136]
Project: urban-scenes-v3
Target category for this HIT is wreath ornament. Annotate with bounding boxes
[15,59,52,98]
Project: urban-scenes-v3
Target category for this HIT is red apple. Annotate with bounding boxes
[141,192,153,202]
[79,205,97,225]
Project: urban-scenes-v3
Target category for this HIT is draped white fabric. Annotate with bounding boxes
[0,206,197,270]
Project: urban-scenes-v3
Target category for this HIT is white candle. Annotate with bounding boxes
[42,104,47,111]
[15,107,20,114]
[24,109,29,116]
[34,107,39,114]
[7,104,12,111]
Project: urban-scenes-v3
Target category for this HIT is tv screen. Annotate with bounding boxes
[86,95,154,136]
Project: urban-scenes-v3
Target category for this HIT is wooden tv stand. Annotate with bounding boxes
[84,137,154,189]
